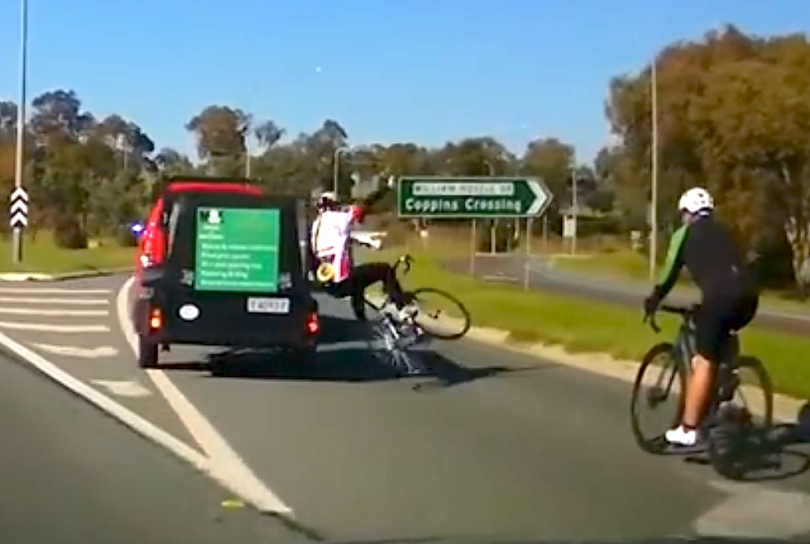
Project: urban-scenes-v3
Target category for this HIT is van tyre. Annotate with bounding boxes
[138,335,159,368]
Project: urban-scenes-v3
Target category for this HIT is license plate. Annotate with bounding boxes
[247,297,290,314]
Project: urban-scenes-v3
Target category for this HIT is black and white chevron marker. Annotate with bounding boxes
[9,187,28,228]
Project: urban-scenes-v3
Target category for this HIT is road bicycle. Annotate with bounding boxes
[363,254,471,376]
[630,304,776,479]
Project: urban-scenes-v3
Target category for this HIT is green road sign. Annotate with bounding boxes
[397,176,553,218]
[194,207,281,293]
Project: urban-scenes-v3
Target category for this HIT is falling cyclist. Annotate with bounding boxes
[643,187,760,448]
[309,176,417,322]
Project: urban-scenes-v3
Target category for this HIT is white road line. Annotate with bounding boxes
[0,297,109,305]
[0,307,109,317]
[0,287,110,294]
[90,380,152,398]
[116,277,293,515]
[33,344,118,358]
[0,321,109,333]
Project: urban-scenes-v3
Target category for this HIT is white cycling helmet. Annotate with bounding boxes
[678,187,714,214]
[316,191,338,209]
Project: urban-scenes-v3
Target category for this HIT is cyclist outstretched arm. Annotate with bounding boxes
[347,176,395,224]
[653,224,689,302]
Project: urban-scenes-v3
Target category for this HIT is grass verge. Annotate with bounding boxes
[0,232,135,274]
[365,246,810,401]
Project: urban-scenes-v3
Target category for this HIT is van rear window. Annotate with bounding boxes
[193,206,281,293]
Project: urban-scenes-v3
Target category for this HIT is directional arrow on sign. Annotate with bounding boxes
[9,187,28,228]
[526,178,553,216]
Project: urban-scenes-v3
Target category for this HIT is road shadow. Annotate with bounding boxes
[411,349,545,392]
[681,401,810,482]
[205,347,401,382]
[317,314,374,345]
[155,312,545,385]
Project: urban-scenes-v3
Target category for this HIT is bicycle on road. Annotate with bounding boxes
[364,254,471,376]
[630,304,776,479]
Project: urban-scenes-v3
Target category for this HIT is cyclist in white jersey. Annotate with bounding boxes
[309,178,416,322]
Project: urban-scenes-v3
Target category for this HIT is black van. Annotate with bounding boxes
[132,191,319,368]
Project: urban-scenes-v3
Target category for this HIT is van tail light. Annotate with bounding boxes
[149,308,162,330]
[140,254,155,268]
[306,312,319,335]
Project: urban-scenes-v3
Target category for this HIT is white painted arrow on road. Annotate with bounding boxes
[33,343,118,358]
[90,380,151,398]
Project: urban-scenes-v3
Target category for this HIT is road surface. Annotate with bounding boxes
[0,341,308,544]
[0,274,808,542]
[447,254,810,336]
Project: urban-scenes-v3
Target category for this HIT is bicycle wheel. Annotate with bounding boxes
[708,356,774,480]
[409,287,471,340]
[731,356,773,428]
[630,342,687,454]
[367,318,422,376]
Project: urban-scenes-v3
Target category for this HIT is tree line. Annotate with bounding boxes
[0,25,807,292]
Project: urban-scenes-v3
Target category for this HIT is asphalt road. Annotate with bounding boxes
[0,274,809,542]
[448,254,810,337]
[0,340,308,544]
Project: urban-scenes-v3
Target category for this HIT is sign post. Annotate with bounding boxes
[397,177,553,288]
[194,207,282,293]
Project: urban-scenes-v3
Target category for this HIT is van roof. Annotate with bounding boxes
[165,181,264,196]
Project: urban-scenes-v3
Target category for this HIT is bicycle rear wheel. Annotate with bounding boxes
[730,356,773,428]
[630,342,687,453]
[708,356,774,480]
[367,318,423,376]
[409,287,470,340]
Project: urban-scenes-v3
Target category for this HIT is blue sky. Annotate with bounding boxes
[0,0,808,164]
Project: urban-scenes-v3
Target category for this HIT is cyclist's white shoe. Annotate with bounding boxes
[665,425,698,446]
[398,303,418,321]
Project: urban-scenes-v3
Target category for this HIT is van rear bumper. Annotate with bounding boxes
[133,298,319,350]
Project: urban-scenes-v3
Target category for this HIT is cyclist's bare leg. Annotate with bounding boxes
[667,350,715,446]
[683,353,713,428]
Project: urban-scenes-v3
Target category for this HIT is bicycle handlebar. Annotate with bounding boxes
[394,254,413,275]
[643,304,699,334]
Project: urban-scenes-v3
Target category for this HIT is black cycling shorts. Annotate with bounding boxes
[693,295,758,364]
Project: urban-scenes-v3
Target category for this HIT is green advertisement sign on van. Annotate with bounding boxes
[194,207,281,292]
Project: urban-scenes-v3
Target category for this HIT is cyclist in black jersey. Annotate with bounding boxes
[644,187,759,447]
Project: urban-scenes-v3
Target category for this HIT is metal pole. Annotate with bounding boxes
[649,58,659,280]
[333,147,347,195]
[542,215,548,252]
[571,163,578,255]
[485,160,496,254]
[470,220,476,276]
[524,218,533,290]
[12,0,28,265]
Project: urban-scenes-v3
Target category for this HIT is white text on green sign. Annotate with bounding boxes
[398,178,552,218]
[194,207,281,293]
